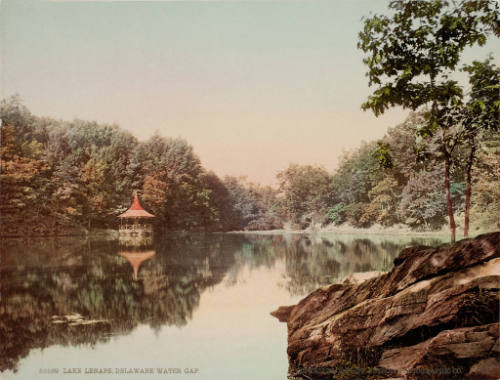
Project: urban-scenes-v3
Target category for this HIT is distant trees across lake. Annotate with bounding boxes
[276,111,499,233]
[1,96,498,236]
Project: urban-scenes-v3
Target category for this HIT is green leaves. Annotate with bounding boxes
[373,142,394,169]
[462,56,500,134]
[358,0,497,118]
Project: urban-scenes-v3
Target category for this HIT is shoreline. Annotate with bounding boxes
[227,223,497,239]
[3,224,497,240]
[227,228,449,237]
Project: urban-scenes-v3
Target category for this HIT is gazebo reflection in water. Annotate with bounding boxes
[119,250,156,280]
[117,191,156,280]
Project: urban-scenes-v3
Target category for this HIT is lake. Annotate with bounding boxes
[0,232,445,380]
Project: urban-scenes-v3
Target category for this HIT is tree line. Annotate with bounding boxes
[0,96,281,234]
[1,95,497,237]
[278,110,499,234]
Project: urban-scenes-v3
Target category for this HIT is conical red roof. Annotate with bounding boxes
[118,193,155,218]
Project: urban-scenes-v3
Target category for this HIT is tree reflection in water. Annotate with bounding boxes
[0,233,444,373]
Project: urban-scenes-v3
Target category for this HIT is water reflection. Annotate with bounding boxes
[281,234,414,295]
[0,233,444,376]
[119,250,156,280]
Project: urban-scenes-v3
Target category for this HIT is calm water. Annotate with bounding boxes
[0,232,445,380]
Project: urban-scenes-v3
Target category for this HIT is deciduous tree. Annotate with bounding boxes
[460,57,500,236]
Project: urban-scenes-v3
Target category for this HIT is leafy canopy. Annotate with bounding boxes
[358,0,499,120]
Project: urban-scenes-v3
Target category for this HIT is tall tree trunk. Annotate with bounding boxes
[464,139,476,238]
[440,125,456,243]
[444,155,456,243]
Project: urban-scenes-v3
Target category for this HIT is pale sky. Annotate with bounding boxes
[1,0,499,184]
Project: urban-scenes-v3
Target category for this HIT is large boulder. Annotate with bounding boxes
[272,232,500,379]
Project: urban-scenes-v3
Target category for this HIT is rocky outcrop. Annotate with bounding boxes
[272,232,500,379]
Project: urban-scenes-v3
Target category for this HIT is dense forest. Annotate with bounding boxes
[1,94,498,236]
[0,96,281,235]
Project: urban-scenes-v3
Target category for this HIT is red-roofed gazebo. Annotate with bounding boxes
[118,191,155,247]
